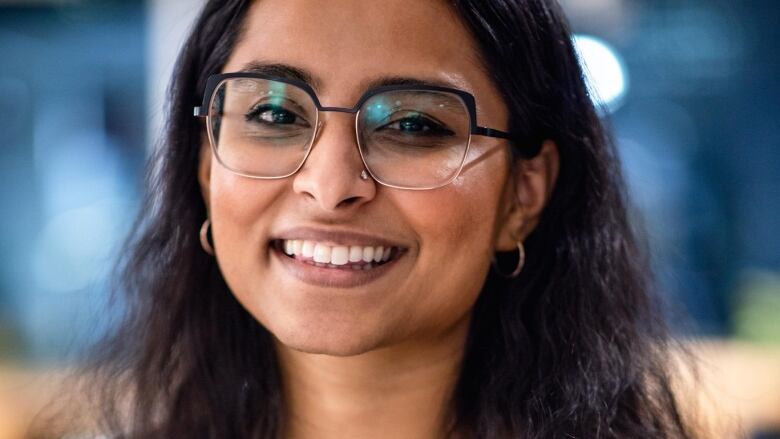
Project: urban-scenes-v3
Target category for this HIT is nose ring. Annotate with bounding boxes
[360,170,369,180]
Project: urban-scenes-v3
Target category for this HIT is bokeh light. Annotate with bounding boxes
[572,34,629,113]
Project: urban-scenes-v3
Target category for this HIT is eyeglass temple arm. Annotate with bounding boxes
[474,126,542,158]
[474,126,513,140]
[194,107,206,117]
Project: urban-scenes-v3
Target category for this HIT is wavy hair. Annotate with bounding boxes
[39,0,698,437]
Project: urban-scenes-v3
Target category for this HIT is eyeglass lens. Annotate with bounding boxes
[207,77,471,189]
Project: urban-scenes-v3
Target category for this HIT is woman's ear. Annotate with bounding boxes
[495,140,560,251]
[198,141,212,211]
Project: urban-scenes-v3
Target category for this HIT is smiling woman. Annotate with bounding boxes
[33,0,699,438]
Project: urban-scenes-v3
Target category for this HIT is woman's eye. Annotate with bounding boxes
[245,104,307,126]
[382,115,454,136]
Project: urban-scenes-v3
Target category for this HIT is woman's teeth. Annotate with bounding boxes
[281,240,395,267]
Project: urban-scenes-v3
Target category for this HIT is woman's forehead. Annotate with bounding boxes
[224,0,490,101]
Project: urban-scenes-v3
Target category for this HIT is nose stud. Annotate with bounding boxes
[360,170,369,180]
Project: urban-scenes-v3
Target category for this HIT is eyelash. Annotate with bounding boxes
[378,114,454,136]
[245,104,308,126]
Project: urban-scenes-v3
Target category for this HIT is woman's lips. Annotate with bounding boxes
[270,238,406,288]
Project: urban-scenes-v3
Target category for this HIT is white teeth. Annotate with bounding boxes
[280,239,399,266]
[362,246,374,263]
[373,246,384,262]
[313,243,331,263]
[330,246,349,265]
[301,240,315,258]
[349,246,363,263]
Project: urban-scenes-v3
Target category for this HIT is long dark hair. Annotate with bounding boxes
[41,0,698,437]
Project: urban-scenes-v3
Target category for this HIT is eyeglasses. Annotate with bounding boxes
[194,72,520,190]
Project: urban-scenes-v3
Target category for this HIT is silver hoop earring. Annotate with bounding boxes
[492,241,525,278]
[200,219,214,256]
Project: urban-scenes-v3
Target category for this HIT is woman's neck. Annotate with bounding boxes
[274,317,471,439]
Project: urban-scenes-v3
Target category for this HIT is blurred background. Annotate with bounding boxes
[0,0,778,437]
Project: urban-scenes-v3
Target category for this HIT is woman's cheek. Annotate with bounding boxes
[209,170,284,283]
[391,185,498,297]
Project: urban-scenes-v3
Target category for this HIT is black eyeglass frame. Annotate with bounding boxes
[193,72,535,189]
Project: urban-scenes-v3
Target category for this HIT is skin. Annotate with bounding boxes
[198,0,559,437]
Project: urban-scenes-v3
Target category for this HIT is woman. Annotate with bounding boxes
[43,0,697,438]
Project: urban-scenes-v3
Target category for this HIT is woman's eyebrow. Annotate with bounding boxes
[238,61,461,91]
[364,75,461,90]
[239,61,321,89]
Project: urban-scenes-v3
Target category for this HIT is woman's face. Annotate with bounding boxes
[200,0,521,356]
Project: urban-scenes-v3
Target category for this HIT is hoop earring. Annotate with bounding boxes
[492,241,525,278]
[200,219,214,255]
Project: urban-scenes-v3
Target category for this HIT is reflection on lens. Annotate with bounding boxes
[358,90,470,189]
[208,78,317,178]
[364,97,393,126]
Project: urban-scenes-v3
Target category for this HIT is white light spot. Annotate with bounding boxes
[572,34,629,113]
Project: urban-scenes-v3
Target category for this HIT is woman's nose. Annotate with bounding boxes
[292,115,376,212]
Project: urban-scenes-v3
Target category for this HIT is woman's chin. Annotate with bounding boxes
[269,320,390,357]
